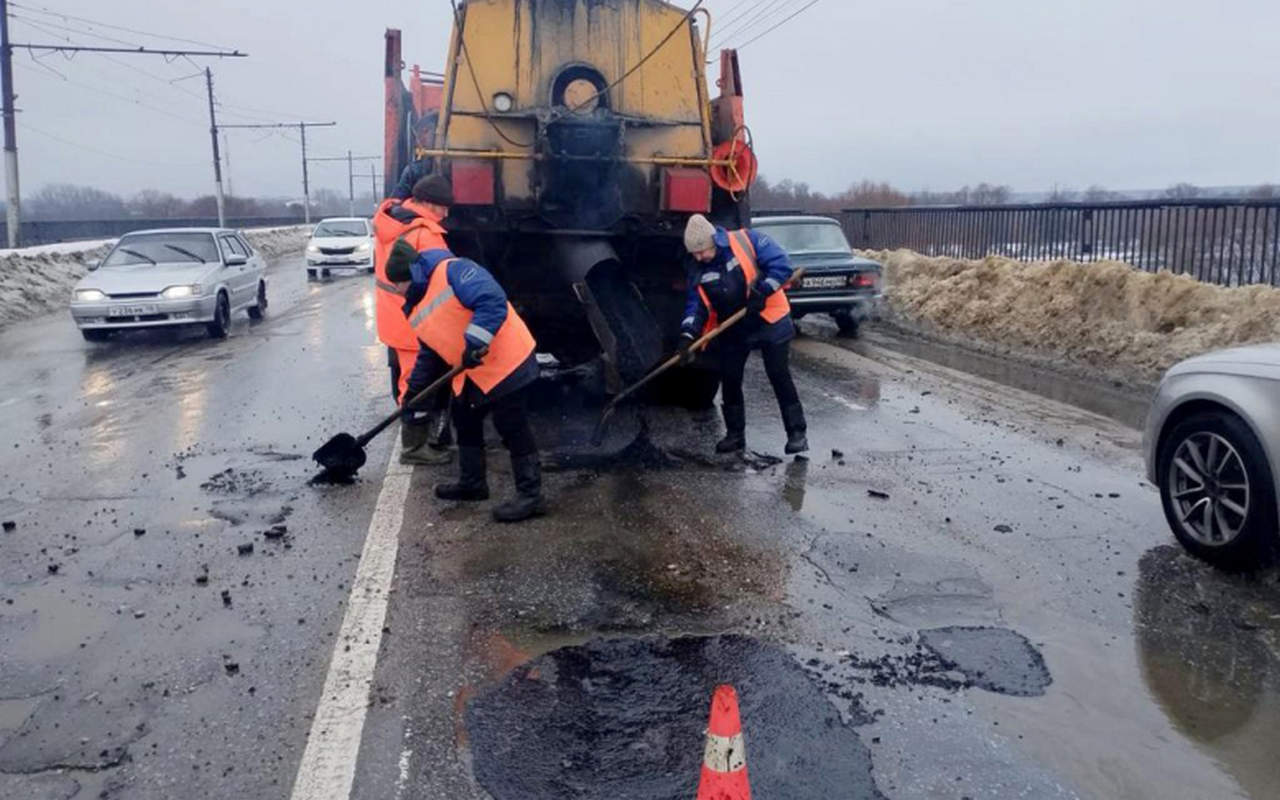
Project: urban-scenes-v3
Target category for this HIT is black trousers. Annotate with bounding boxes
[393,346,450,414]
[719,336,800,412]
[451,383,538,458]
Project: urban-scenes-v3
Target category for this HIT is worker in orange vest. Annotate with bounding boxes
[372,175,454,464]
[384,239,546,523]
[679,213,808,455]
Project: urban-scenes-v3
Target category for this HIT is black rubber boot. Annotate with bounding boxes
[402,416,453,466]
[715,404,747,454]
[434,447,490,501]
[492,454,546,523]
[782,403,809,455]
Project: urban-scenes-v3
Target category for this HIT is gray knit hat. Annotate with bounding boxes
[683,213,716,253]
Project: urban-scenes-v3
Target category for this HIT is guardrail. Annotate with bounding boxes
[839,199,1280,287]
[1,216,307,247]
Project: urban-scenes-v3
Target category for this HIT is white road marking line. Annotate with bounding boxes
[290,440,411,800]
[821,390,868,412]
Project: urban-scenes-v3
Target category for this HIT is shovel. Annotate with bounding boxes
[590,268,806,446]
[313,362,469,477]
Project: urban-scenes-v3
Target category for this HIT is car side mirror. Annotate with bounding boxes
[86,259,100,271]
[225,254,248,267]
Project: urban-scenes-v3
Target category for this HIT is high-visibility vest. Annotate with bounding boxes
[697,228,791,334]
[407,259,537,396]
[373,199,448,351]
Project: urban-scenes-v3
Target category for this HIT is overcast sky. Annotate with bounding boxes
[9,0,1279,201]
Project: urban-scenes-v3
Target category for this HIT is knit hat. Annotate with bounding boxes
[412,174,454,206]
[385,239,418,282]
[683,213,716,253]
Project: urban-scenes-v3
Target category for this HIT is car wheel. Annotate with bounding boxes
[1158,411,1277,569]
[320,268,331,280]
[81,329,110,343]
[206,292,231,339]
[833,309,860,338]
[248,281,268,321]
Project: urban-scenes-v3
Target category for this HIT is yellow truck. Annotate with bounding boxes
[384,0,757,405]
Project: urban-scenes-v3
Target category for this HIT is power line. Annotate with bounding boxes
[735,0,821,50]
[712,0,794,49]
[18,120,198,166]
[710,0,775,44]
[8,1,234,51]
[14,59,206,126]
[9,11,145,48]
[10,43,246,57]
[221,121,337,223]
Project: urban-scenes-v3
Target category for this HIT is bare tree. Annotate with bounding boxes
[26,184,128,221]
[1046,185,1079,203]
[1163,182,1201,200]
[1246,184,1277,199]
[1082,185,1118,202]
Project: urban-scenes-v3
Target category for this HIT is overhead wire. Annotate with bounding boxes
[710,0,792,49]
[734,0,822,49]
[709,0,779,47]
[14,60,206,126]
[17,120,200,167]
[8,1,235,52]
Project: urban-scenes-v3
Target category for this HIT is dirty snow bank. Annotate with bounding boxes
[0,225,309,329]
[866,248,1280,385]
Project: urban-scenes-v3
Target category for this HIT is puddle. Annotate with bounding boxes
[465,634,883,799]
[853,327,1150,429]
[1136,545,1280,797]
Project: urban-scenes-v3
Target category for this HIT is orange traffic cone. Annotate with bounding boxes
[696,684,752,800]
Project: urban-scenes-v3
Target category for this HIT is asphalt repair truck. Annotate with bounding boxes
[384,0,759,407]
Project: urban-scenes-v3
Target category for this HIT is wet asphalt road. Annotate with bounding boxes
[2,256,1278,799]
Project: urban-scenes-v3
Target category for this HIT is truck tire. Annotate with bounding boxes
[654,366,720,410]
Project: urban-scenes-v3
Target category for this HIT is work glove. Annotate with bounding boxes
[385,239,417,280]
[746,284,768,314]
[462,342,488,369]
[677,332,698,365]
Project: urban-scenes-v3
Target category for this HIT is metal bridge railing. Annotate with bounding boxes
[840,199,1280,287]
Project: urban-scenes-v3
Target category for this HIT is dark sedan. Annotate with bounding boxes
[752,215,883,337]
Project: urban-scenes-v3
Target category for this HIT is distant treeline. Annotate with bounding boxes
[15,183,380,221]
[752,176,1279,212]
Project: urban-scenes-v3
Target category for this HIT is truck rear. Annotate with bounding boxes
[384,0,757,405]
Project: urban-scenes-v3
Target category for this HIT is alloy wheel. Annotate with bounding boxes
[1168,431,1251,546]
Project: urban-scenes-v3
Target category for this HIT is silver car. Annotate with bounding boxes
[1144,344,1280,567]
[70,228,267,342]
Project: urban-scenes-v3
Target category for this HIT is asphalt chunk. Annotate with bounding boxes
[918,626,1052,697]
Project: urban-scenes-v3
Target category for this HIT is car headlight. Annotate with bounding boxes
[306,244,320,254]
[355,242,371,253]
[161,285,199,299]
[75,289,106,302]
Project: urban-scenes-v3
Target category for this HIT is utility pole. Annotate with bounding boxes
[223,131,233,197]
[204,68,225,228]
[223,121,335,223]
[306,153,378,218]
[1,0,19,247]
[0,27,245,246]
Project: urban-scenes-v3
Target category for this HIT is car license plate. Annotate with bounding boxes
[803,275,847,289]
[108,304,158,317]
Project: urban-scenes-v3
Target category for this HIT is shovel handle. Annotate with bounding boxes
[600,268,807,416]
[354,362,468,448]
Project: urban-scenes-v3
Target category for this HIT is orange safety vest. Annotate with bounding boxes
[696,228,791,334]
[407,258,537,396]
[373,199,448,351]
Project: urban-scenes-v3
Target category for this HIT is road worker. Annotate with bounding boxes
[384,239,546,523]
[372,175,454,465]
[678,213,808,455]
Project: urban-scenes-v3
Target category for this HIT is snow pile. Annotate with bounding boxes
[0,225,309,329]
[868,248,1280,384]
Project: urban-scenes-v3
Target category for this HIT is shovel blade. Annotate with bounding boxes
[312,432,367,476]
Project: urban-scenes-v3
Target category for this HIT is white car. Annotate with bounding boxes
[1144,343,1280,568]
[70,228,267,342]
[305,217,374,279]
